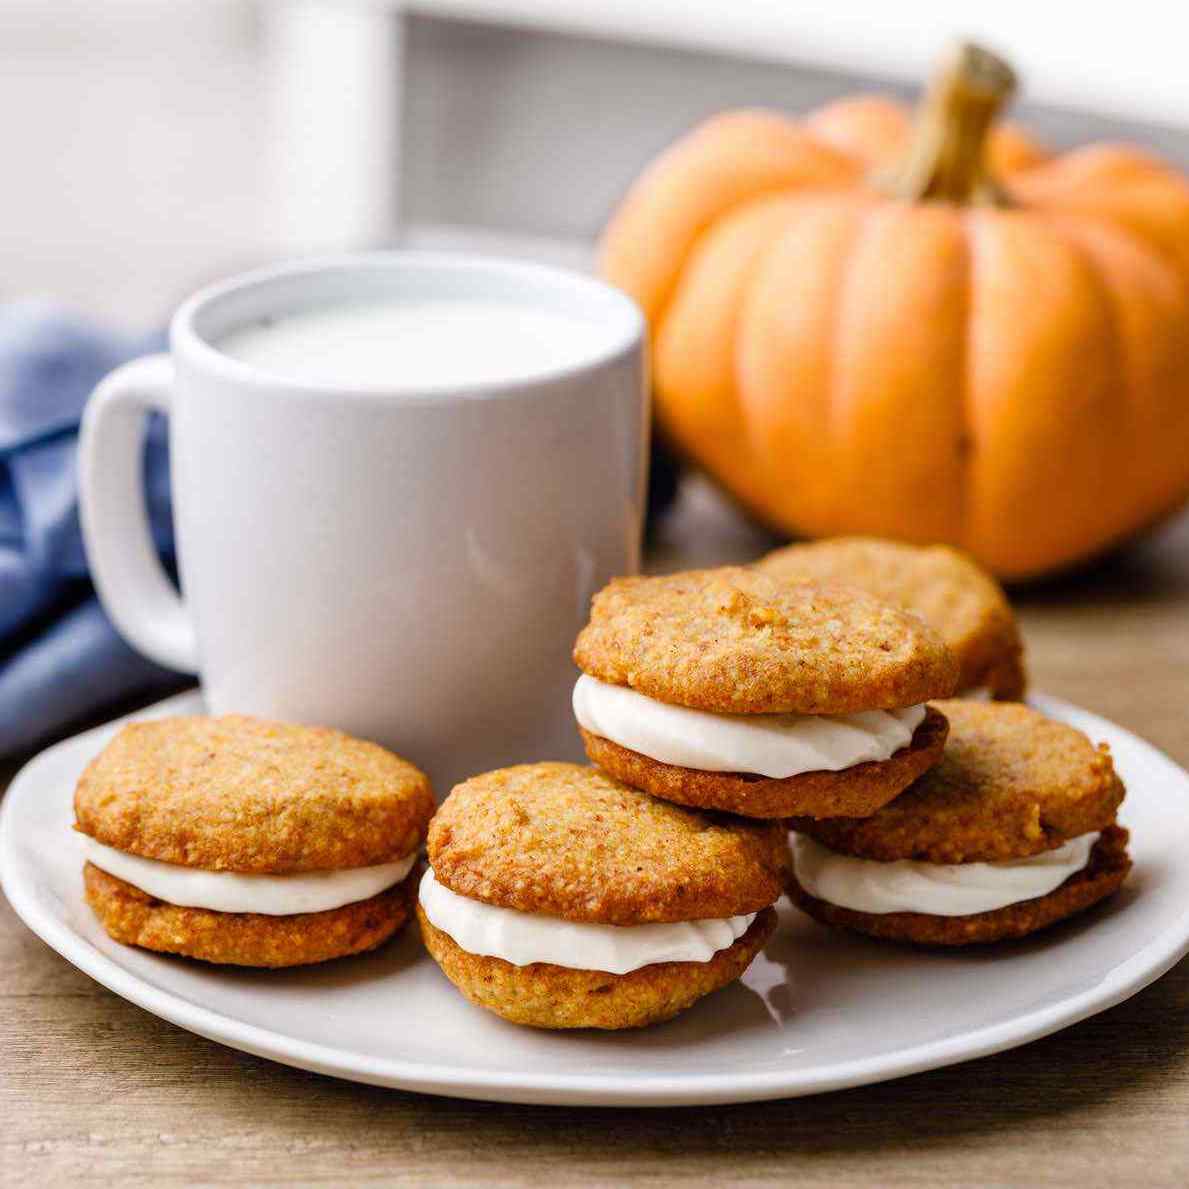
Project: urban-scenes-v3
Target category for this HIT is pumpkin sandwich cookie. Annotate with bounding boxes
[756,537,1026,700]
[572,567,958,819]
[75,715,434,967]
[417,763,787,1029]
[787,700,1130,945]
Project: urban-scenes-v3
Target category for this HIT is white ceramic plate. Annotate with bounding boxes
[3,691,1188,1107]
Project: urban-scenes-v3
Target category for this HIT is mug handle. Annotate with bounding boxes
[79,354,199,673]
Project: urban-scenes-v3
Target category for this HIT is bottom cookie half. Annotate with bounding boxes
[787,825,1131,946]
[418,904,777,1029]
[580,707,948,820]
[84,862,416,967]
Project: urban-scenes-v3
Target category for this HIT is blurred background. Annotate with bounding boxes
[3,0,1188,758]
[8,0,1189,321]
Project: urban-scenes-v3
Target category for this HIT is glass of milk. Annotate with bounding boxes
[79,253,647,792]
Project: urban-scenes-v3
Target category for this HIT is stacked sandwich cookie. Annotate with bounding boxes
[787,700,1131,944]
[572,567,959,819]
[416,762,787,1029]
[567,563,1129,950]
[75,715,434,967]
[755,537,1026,700]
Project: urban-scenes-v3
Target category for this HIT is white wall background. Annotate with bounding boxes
[411,0,1189,128]
[401,14,1189,241]
[4,1,1189,326]
[1,2,271,323]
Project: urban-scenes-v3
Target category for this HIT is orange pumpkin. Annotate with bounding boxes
[601,44,1189,579]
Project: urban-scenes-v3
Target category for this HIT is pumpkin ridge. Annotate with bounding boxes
[736,195,869,533]
[652,182,860,370]
[827,203,881,529]
[956,208,979,552]
[1047,213,1150,551]
[1049,212,1189,529]
[658,191,805,369]
[1050,218,1133,539]
[1043,204,1187,291]
[657,193,829,526]
[718,200,810,526]
[1011,147,1189,290]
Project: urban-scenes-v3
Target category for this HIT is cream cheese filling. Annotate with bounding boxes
[792,831,1100,917]
[81,836,417,916]
[573,674,925,779]
[418,868,756,975]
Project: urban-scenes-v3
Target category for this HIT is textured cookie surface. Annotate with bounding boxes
[427,762,788,925]
[791,700,1124,862]
[573,567,957,715]
[75,715,434,873]
[580,706,948,819]
[418,904,775,1029]
[84,863,415,967]
[756,537,1026,699]
[788,826,1130,945]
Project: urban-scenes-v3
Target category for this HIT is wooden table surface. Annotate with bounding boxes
[3,485,1188,1187]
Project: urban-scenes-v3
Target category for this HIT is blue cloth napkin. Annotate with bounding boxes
[0,300,186,758]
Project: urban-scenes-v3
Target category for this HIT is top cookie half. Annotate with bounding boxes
[755,537,1025,700]
[573,567,958,715]
[792,700,1125,863]
[74,715,435,874]
[427,762,788,925]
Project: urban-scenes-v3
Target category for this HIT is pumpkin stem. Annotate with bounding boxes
[883,41,1017,205]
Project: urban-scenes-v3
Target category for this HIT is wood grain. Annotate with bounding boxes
[3,485,1188,1187]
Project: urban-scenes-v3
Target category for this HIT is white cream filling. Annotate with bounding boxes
[573,674,926,779]
[81,836,417,916]
[418,868,756,975]
[792,831,1100,917]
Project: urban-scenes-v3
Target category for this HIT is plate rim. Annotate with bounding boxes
[3,691,1188,1107]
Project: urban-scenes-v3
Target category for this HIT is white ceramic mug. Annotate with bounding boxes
[80,253,647,792]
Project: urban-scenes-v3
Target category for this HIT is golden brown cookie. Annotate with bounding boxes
[791,700,1124,862]
[786,700,1130,946]
[75,715,433,967]
[573,567,958,715]
[756,537,1026,700]
[579,704,948,819]
[787,826,1130,945]
[429,762,787,924]
[417,905,776,1030]
[75,714,434,872]
[84,863,416,968]
[420,762,785,1029]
